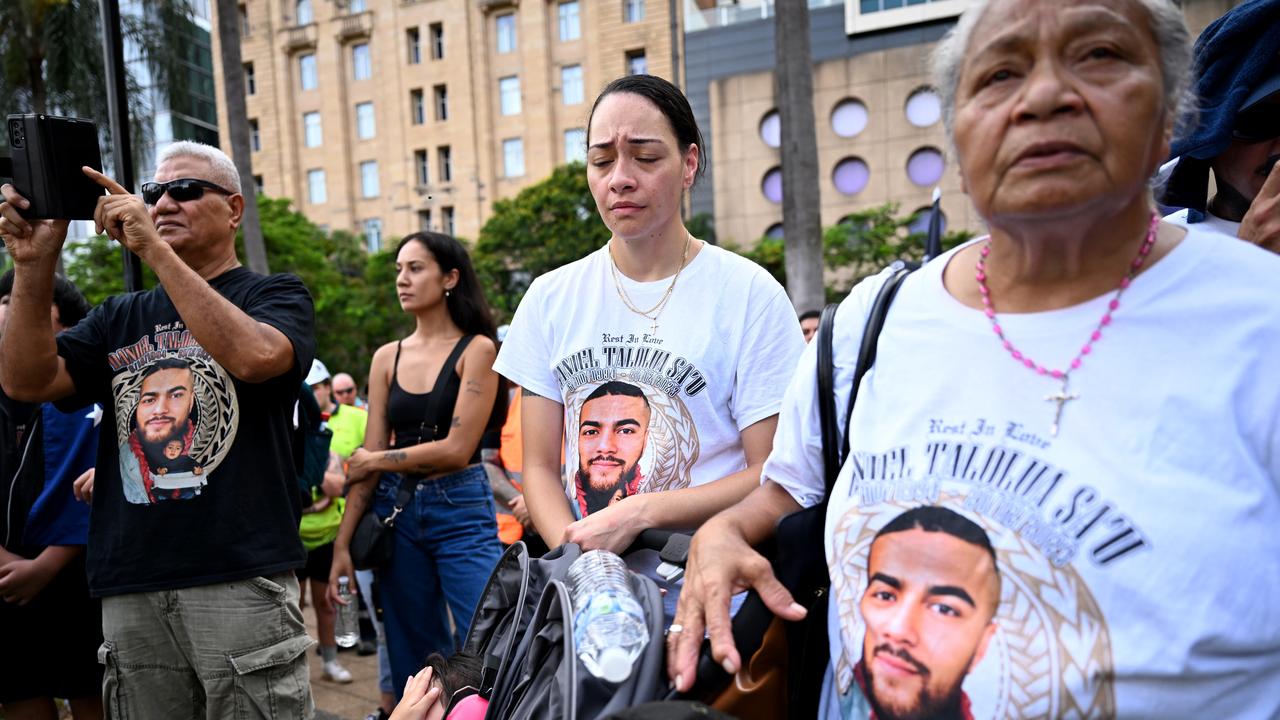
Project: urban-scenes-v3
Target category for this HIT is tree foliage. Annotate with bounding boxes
[0,0,197,175]
[730,203,974,303]
[62,196,410,389]
[473,162,609,318]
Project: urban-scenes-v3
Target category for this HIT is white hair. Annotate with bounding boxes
[930,0,1195,141]
[156,141,242,194]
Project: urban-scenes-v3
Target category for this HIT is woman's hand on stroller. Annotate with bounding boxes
[666,484,808,693]
[390,666,444,720]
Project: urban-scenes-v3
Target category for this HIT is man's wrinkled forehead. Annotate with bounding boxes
[154,155,216,184]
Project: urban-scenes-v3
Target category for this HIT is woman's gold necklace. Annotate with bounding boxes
[608,232,692,335]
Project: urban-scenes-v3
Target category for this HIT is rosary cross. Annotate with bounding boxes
[1044,378,1079,437]
[648,317,659,334]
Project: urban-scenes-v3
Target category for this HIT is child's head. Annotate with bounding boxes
[424,651,483,717]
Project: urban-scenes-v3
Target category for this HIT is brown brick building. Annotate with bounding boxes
[213,0,678,248]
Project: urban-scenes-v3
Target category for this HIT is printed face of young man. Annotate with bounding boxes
[135,367,196,447]
[859,528,1000,720]
[577,392,651,494]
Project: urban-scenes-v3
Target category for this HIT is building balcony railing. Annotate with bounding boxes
[282,24,317,52]
[336,11,373,41]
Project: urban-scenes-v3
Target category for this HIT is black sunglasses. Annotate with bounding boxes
[1232,106,1280,143]
[334,387,356,395]
[141,178,235,205]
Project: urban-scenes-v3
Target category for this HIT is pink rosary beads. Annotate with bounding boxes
[975,212,1159,436]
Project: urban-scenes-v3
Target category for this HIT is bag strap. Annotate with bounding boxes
[816,304,841,493]
[817,264,915,496]
[417,334,476,442]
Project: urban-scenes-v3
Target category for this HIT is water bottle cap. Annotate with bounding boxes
[596,647,633,683]
[338,575,350,585]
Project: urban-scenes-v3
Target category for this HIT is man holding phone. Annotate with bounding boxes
[0,141,317,718]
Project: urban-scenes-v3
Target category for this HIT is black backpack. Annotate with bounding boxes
[293,381,333,503]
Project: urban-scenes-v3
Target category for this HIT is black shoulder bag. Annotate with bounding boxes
[776,263,914,718]
[349,335,475,570]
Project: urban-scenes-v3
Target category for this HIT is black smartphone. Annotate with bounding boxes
[5,114,105,220]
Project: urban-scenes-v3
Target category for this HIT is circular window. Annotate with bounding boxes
[761,166,783,204]
[830,98,868,138]
[832,157,870,196]
[759,110,781,148]
[907,206,948,236]
[906,147,946,187]
[765,223,784,239]
[905,87,942,128]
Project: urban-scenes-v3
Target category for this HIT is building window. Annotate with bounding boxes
[244,62,256,95]
[303,112,322,147]
[442,206,455,236]
[239,4,250,36]
[495,13,516,53]
[250,119,260,151]
[360,160,380,197]
[299,53,317,90]
[438,146,452,182]
[564,128,586,164]
[759,110,780,148]
[352,43,372,81]
[253,174,264,194]
[499,76,521,116]
[905,87,942,127]
[308,169,326,204]
[414,149,429,186]
[364,218,383,252]
[349,0,365,12]
[429,22,444,59]
[831,98,869,138]
[356,102,376,140]
[410,89,425,125]
[503,138,525,178]
[906,146,946,187]
[418,209,432,231]
[558,1,580,41]
[295,0,311,25]
[406,27,421,64]
[626,49,646,76]
[762,166,782,204]
[561,64,583,105]
[832,157,870,196]
[434,84,448,121]
[623,0,644,22]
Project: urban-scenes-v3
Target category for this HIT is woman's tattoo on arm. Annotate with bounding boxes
[465,379,484,396]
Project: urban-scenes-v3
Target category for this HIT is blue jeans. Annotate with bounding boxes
[374,465,501,699]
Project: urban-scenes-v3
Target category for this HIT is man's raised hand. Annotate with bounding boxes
[83,166,164,260]
[0,184,69,266]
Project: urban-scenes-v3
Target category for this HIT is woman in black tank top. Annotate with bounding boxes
[329,232,504,699]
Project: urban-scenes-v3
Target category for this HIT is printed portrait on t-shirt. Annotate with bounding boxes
[555,338,704,518]
[109,331,238,505]
[847,506,1001,720]
[829,432,1128,719]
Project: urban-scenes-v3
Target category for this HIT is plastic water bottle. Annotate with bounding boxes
[335,576,360,648]
[567,550,649,683]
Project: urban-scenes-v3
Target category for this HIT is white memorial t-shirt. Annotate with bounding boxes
[766,225,1280,718]
[496,242,804,518]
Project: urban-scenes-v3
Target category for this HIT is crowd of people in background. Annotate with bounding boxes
[0,1,1278,718]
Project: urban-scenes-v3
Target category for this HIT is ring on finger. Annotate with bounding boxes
[666,623,684,636]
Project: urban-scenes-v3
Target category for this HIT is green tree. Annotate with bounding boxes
[728,203,973,303]
[473,162,610,317]
[0,0,197,173]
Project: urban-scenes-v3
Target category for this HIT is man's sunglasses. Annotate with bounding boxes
[141,178,235,206]
[334,387,356,395]
[1233,106,1280,143]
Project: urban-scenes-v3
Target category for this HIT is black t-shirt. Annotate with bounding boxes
[55,267,315,597]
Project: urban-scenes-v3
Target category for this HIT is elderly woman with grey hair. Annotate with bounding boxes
[667,0,1280,717]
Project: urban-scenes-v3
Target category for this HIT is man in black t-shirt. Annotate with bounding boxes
[0,141,316,718]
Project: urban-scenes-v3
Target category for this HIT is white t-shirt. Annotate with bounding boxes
[766,225,1280,719]
[1163,207,1242,238]
[495,243,804,518]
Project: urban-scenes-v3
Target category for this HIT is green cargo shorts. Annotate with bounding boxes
[99,572,315,719]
